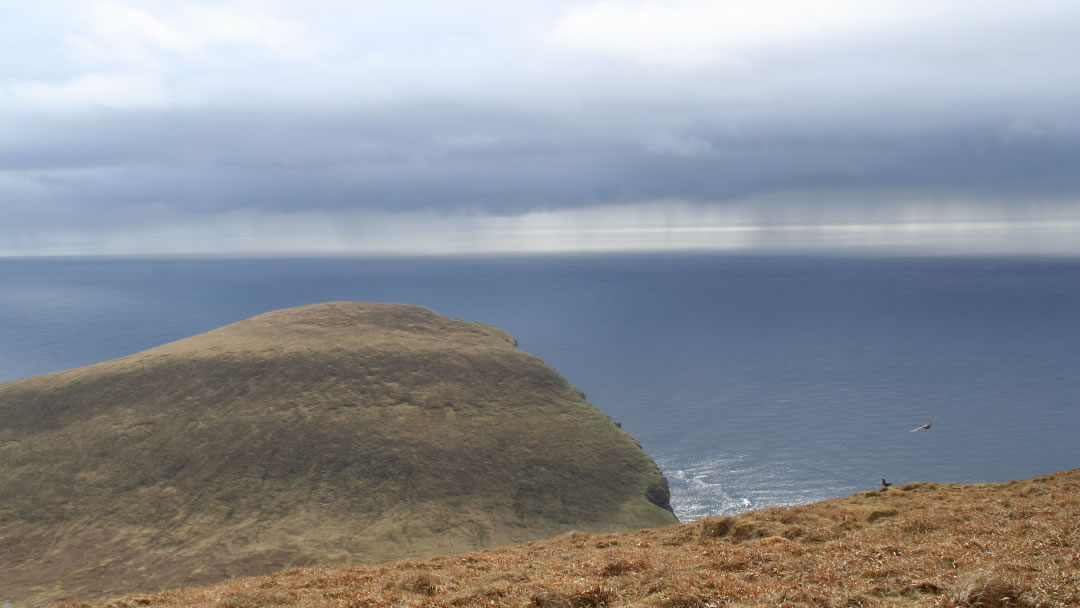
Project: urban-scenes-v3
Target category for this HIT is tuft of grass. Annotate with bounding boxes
[394,570,443,596]
[530,585,616,607]
[699,515,737,538]
[867,509,899,523]
[597,558,649,577]
[902,517,937,535]
[731,519,774,543]
[951,571,1036,607]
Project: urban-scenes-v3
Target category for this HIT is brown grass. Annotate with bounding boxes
[52,469,1080,608]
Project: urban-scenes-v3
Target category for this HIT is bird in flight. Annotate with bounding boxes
[881,478,892,488]
[911,417,937,432]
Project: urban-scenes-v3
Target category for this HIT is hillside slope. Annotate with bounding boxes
[54,469,1080,608]
[0,302,676,606]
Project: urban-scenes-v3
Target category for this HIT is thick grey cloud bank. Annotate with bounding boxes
[2,1,1080,255]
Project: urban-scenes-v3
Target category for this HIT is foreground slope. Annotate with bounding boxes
[0,302,676,606]
[56,469,1080,608]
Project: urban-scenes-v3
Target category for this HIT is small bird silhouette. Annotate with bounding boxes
[881,478,892,488]
[911,417,937,432]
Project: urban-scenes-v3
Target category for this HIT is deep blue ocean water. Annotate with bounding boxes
[1,254,1078,521]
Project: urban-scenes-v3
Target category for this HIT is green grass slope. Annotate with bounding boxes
[0,302,676,607]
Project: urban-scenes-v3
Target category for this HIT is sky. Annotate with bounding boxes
[2,0,1079,256]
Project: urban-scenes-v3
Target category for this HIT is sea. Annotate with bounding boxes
[1,254,1078,522]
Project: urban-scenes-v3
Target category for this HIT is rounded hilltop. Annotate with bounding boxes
[0,302,676,607]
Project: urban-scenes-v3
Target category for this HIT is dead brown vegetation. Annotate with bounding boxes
[53,469,1080,608]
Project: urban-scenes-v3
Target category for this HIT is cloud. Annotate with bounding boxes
[549,0,899,69]
[1,1,1080,256]
[2,1,326,111]
[76,2,198,61]
[69,1,324,66]
[7,72,168,109]
[3,106,1080,225]
[548,0,1080,115]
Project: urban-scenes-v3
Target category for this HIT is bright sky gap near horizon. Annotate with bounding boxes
[3,1,1080,256]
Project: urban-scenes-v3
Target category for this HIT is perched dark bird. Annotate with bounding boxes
[881,478,892,488]
[911,417,937,432]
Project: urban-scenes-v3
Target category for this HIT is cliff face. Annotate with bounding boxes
[0,302,676,606]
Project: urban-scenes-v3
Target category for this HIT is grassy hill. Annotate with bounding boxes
[0,302,677,607]
[52,469,1080,608]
